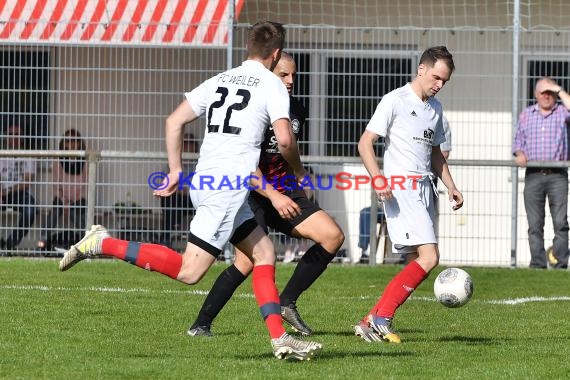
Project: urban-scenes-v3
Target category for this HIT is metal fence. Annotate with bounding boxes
[2,1,570,266]
[2,148,567,268]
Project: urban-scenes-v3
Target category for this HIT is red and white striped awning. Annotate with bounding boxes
[0,0,244,46]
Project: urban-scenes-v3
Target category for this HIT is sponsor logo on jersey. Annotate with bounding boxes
[411,110,417,117]
[412,129,435,146]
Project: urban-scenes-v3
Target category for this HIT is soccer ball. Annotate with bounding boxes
[433,268,473,308]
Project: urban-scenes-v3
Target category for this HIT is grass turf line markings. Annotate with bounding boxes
[3,284,570,305]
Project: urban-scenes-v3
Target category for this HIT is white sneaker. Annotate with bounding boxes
[59,225,110,271]
[354,320,382,342]
[271,332,322,360]
[367,314,401,343]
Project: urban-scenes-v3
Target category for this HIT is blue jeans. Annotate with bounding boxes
[2,190,36,248]
[358,206,385,251]
[524,169,569,268]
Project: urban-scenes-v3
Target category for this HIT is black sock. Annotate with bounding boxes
[280,244,335,306]
[191,264,247,328]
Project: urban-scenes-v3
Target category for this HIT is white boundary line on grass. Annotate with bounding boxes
[479,296,570,305]
[0,284,255,298]
[405,295,570,305]
[2,284,570,305]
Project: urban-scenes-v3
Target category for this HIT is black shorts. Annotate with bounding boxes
[248,190,321,236]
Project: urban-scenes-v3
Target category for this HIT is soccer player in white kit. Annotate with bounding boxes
[355,46,464,343]
[59,21,322,361]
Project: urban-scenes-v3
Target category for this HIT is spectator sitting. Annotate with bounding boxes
[37,129,88,251]
[0,124,37,252]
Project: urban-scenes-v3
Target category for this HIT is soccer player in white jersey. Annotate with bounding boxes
[354,46,464,343]
[59,21,322,361]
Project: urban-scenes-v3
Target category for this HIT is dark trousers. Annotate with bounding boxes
[524,168,569,268]
[1,190,36,248]
[358,206,385,251]
[42,197,86,243]
[160,191,193,246]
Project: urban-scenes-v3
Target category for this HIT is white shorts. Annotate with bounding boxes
[383,177,437,254]
[188,174,255,253]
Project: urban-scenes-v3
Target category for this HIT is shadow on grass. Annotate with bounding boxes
[438,336,502,345]
[237,350,415,361]
[330,327,424,338]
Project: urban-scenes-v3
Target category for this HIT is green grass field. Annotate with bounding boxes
[1,258,569,379]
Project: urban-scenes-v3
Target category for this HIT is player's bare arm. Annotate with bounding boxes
[249,167,301,219]
[154,100,199,198]
[431,145,446,179]
[358,129,392,201]
[431,146,463,210]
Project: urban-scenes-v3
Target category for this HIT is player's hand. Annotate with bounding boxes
[375,178,393,202]
[153,172,180,198]
[269,192,301,220]
[448,188,464,211]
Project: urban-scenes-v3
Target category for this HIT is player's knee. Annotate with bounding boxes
[422,254,439,271]
[416,247,439,271]
[431,254,440,269]
[334,228,346,248]
[321,225,345,253]
[251,249,276,265]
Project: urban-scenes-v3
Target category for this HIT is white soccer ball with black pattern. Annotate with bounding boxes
[433,268,473,308]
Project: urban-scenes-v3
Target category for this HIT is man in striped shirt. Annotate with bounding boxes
[513,77,570,269]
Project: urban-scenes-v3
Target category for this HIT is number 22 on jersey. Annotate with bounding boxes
[207,87,251,135]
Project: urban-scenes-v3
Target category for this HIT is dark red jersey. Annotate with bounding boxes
[258,96,307,192]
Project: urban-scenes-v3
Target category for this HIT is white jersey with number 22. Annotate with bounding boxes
[185,60,290,176]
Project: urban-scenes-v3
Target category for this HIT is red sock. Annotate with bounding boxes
[101,238,182,279]
[372,260,428,319]
[252,264,285,339]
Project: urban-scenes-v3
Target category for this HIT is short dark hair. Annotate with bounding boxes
[420,46,455,73]
[60,128,86,150]
[246,21,286,60]
[279,51,295,63]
